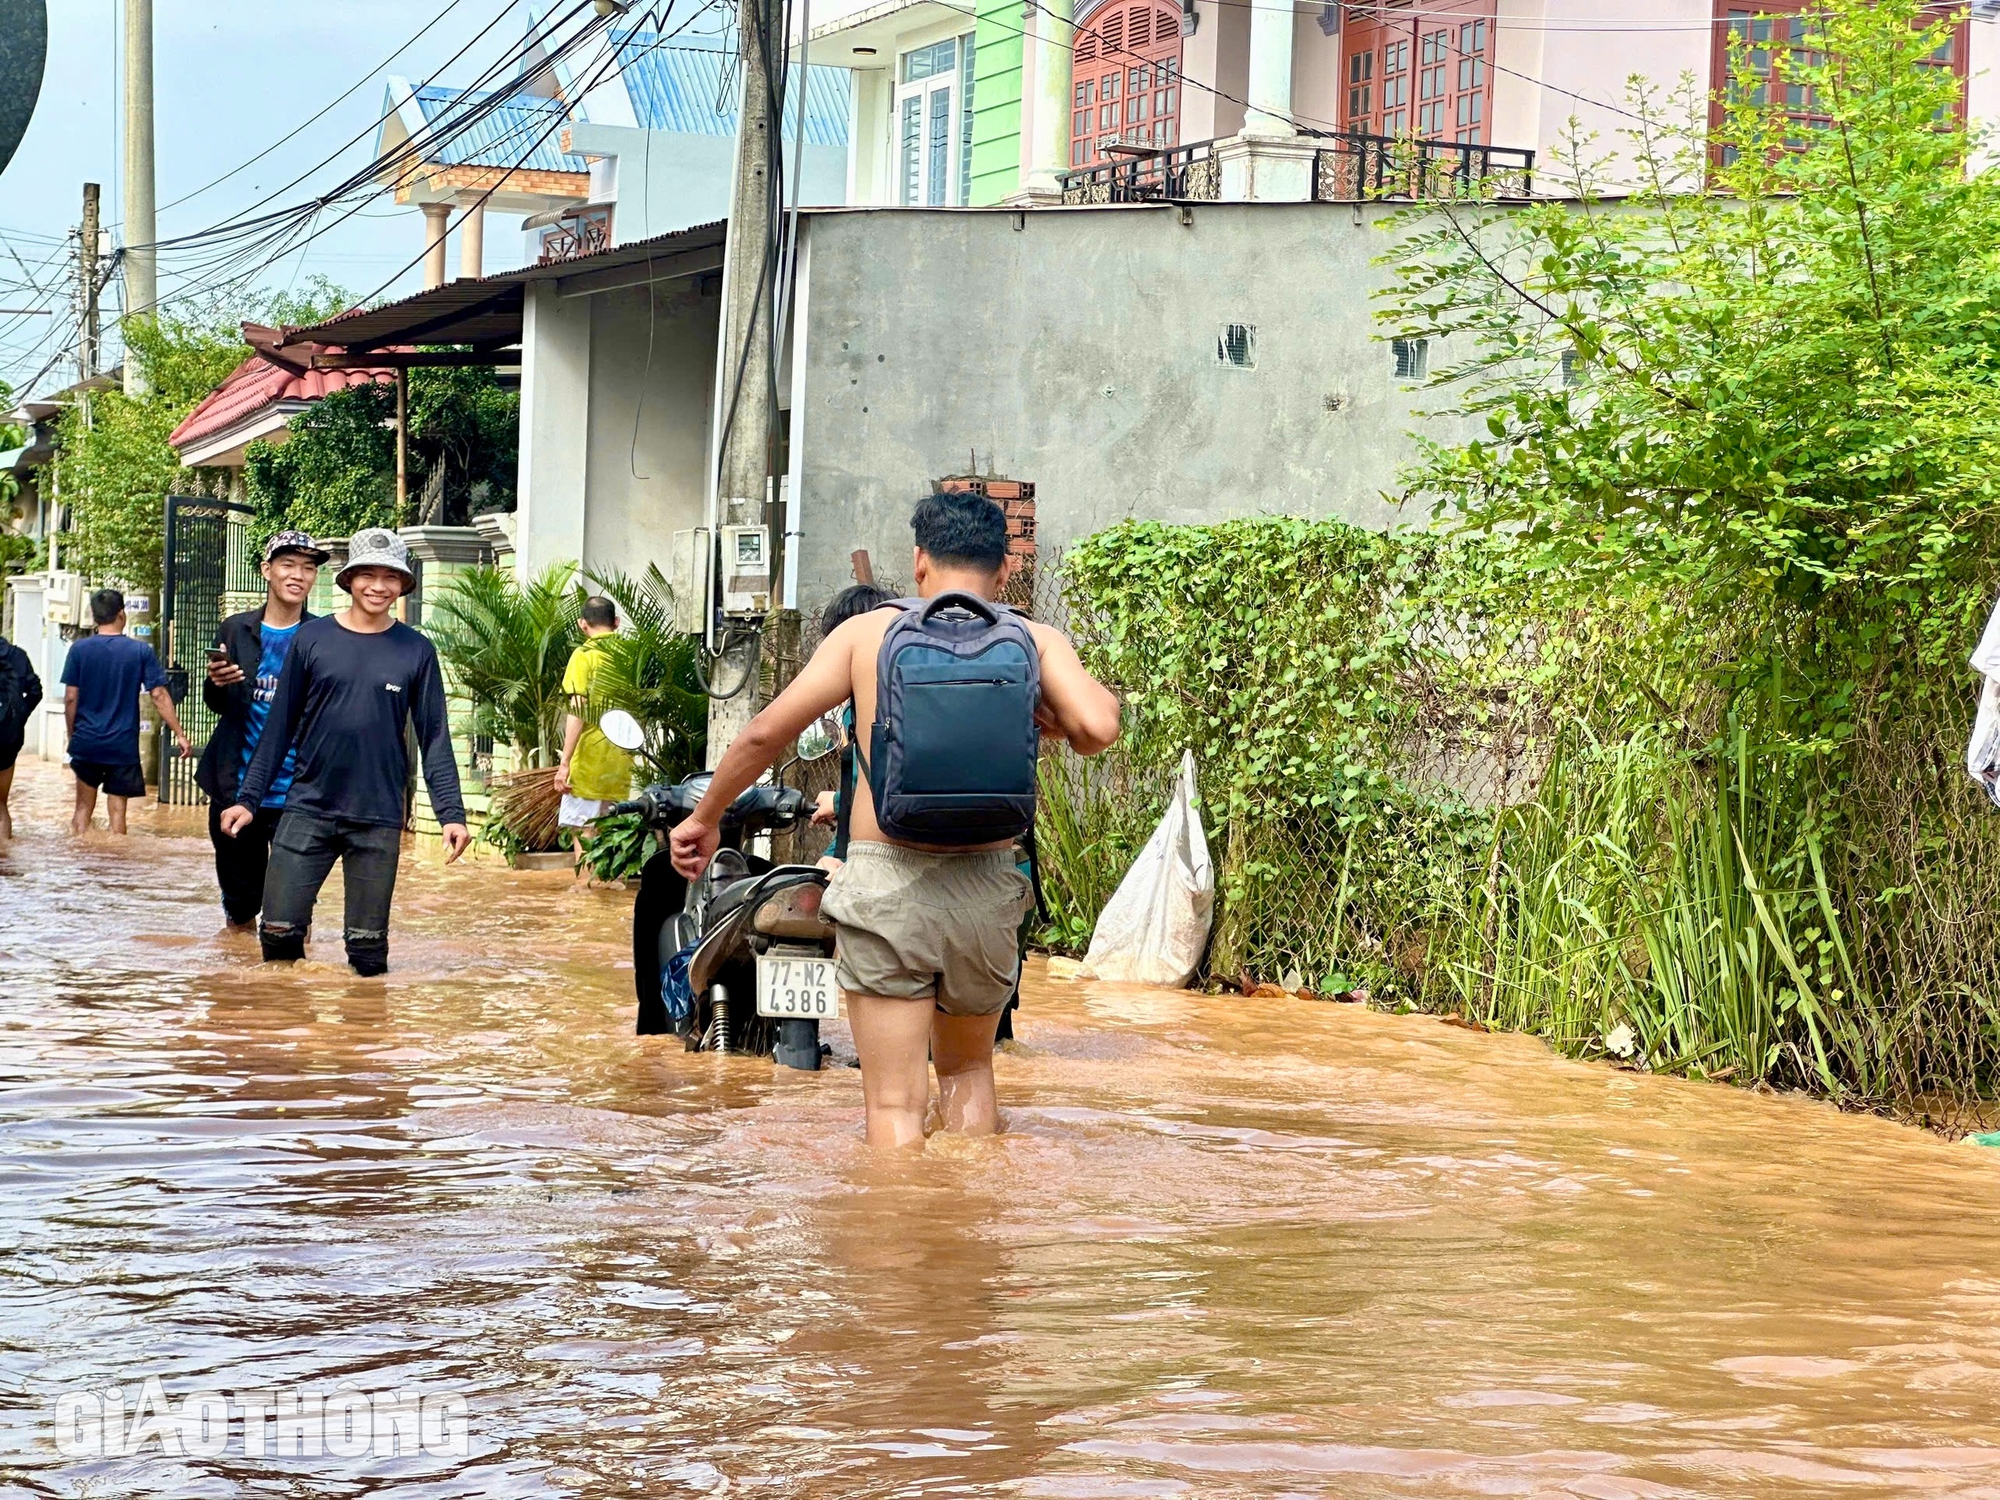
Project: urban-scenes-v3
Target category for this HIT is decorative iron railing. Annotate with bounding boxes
[1058,141,1221,204]
[537,204,614,264]
[1313,132,1534,203]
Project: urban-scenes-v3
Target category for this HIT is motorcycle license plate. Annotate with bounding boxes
[756,953,839,1019]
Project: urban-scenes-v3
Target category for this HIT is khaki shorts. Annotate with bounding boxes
[822,842,1033,1017]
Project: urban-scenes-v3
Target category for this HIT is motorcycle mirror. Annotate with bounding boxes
[599,708,646,752]
[794,716,839,763]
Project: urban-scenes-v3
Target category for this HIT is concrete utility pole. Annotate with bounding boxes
[706,0,781,764]
[77,182,100,383]
[122,0,156,395]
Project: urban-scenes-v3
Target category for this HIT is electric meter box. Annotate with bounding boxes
[720,523,771,616]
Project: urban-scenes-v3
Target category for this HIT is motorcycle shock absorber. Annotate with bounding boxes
[706,984,730,1054]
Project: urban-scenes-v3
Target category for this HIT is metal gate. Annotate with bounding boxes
[158,495,258,804]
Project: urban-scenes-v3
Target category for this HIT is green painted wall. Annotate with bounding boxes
[969,0,1024,205]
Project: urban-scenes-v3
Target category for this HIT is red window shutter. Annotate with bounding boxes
[1072,0,1184,164]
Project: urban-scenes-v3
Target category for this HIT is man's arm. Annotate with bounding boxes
[554,707,585,794]
[1028,623,1122,756]
[20,656,40,719]
[149,685,192,757]
[411,649,470,862]
[203,622,248,714]
[63,684,76,741]
[669,623,860,876]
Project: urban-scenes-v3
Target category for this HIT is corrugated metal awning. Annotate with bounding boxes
[280,219,729,354]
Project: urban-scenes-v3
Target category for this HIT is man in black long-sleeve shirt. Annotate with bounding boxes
[221,529,469,975]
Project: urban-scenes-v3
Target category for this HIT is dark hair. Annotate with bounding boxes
[580,595,618,630]
[911,490,1008,573]
[89,588,124,626]
[820,583,891,639]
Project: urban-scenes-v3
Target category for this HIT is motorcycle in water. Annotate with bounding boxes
[606,711,842,1070]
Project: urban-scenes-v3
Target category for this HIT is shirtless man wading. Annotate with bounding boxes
[671,491,1121,1148]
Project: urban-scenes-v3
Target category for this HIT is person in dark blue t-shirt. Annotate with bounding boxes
[60,587,191,835]
[195,530,325,928]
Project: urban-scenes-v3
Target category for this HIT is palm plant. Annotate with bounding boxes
[585,564,707,783]
[428,561,583,768]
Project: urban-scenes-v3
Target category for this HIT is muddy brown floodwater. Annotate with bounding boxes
[7,757,2000,1497]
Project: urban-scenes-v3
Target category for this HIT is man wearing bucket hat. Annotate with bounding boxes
[197,529,327,929]
[221,528,469,975]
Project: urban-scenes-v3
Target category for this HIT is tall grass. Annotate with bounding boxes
[1035,748,1167,954]
[1428,726,1901,1100]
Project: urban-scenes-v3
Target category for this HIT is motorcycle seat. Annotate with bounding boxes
[705,866,829,932]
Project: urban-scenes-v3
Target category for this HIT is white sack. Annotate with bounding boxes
[1970,590,2000,808]
[1082,750,1214,988]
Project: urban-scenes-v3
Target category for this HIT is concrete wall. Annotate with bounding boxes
[581,279,720,582]
[790,202,1451,610]
[516,282,591,580]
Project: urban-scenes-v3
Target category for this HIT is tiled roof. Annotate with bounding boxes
[612,30,850,144]
[409,86,587,172]
[168,355,401,453]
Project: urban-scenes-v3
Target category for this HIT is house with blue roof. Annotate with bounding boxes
[563,21,851,245]
[374,16,850,288]
[375,56,595,287]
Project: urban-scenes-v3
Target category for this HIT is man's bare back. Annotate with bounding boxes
[830,605,1100,853]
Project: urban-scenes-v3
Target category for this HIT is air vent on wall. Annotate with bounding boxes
[1217,323,1256,369]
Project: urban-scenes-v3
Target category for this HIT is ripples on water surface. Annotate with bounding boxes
[5,759,2000,1497]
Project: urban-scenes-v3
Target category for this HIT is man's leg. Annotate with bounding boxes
[845,994,937,1148]
[71,775,96,834]
[260,813,340,962]
[105,794,129,835]
[0,764,14,839]
[211,802,270,928]
[932,1009,1006,1135]
[338,823,402,977]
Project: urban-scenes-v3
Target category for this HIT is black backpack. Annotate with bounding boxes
[864,592,1040,846]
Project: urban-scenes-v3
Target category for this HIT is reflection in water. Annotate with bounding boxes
[6,757,2000,1496]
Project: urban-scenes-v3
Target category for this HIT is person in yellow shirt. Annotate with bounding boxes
[553,597,634,868]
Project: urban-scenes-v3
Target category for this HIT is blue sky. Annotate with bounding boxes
[0,0,551,398]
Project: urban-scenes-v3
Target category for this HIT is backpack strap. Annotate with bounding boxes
[1024,823,1048,925]
[832,740,856,861]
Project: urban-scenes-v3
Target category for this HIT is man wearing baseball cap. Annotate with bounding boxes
[197,529,327,929]
[221,528,470,975]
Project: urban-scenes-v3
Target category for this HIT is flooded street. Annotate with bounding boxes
[8,758,2000,1497]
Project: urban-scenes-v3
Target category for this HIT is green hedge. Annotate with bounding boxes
[1053,517,2000,1121]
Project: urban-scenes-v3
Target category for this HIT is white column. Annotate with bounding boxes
[514,282,592,581]
[458,200,485,281]
[1244,0,1296,137]
[1020,0,1074,198]
[421,204,450,289]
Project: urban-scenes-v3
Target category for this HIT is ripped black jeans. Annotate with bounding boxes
[259,812,403,976]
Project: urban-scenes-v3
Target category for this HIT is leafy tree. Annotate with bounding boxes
[56,281,350,592]
[244,364,518,540]
[1363,0,2000,1103]
[1380,0,2000,695]
[243,383,396,542]
[409,365,517,517]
